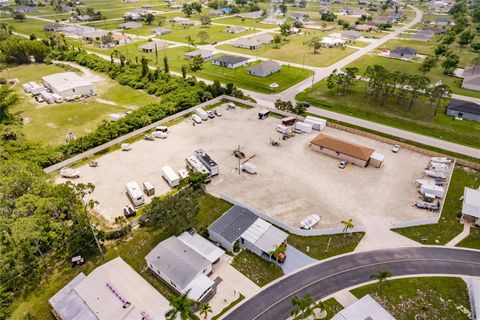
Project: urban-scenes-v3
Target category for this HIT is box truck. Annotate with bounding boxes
[420,184,445,198]
[125,181,145,207]
[195,149,219,176]
[162,166,180,187]
[295,121,313,133]
[304,116,327,130]
[195,108,209,121]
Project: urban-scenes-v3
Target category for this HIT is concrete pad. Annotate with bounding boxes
[333,289,359,308]
[281,245,316,274]
[201,277,239,319]
[212,259,260,299]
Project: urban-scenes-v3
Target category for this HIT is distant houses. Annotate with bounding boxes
[119,21,142,29]
[389,47,417,60]
[212,55,249,69]
[138,40,168,53]
[461,67,480,92]
[249,60,281,77]
[184,49,215,61]
[151,26,172,35]
[446,100,480,122]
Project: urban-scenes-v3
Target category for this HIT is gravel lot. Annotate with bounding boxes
[59,105,436,227]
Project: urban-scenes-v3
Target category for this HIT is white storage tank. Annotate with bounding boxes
[295,121,313,133]
[162,166,180,187]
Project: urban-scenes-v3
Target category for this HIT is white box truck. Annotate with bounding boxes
[125,181,145,207]
[162,166,180,187]
[295,121,313,133]
[195,107,208,121]
[420,184,445,198]
[304,116,327,130]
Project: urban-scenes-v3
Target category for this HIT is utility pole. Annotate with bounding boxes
[90,224,105,259]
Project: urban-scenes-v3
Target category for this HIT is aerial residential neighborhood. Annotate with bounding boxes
[0,0,479,319]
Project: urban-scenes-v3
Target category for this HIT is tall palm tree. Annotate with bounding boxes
[290,292,315,319]
[165,291,196,320]
[370,269,392,289]
[0,85,19,124]
[341,219,354,236]
[199,302,212,319]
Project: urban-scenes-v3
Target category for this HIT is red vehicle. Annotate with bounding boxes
[282,116,296,126]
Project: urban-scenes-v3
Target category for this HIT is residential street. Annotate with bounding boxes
[223,247,480,320]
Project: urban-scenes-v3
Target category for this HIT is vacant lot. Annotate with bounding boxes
[213,16,279,29]
[62,105,434,229]
[158,24,256,44]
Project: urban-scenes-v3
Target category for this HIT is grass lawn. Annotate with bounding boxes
[394,166,480,245]
[346,53,480,99]
[351,277,470,320]
[217,33,358,67]
[293,298,343,320]
[382,38,437,55]
[297,80,480,149]
[212,16,279,29]
[5,18,49,36]
[456,227,480,249]
[232,250,284,287]
[9,193,232,320]
[288,233,364,260]
[0,63,160,145]
[157,24,256,44]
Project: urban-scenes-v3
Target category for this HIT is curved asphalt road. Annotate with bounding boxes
[224,247,480,320]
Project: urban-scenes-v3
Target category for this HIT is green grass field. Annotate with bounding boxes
[0,63,159,145]
[217,32,358,67]
[4,18,49,36]
[212,16,279,29]
[351,277,470,320]
[231,250,284,287]
[297,80,480,149]
[394,165,479,245]
[157,24,256,44]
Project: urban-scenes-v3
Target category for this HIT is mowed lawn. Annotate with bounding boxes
[217,33,358,67]
[0,63,159,145]
[351,277,470,320]
[4,18,49,36]
[346,54,480,98]
[157,24,256,44]
[212,16,279,29]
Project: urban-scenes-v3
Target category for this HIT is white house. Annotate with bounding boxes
[212,55,249,69]
[461,187,480,223]
[184,49,215,61]
[249,60,281,77]
[42,72,94,98]
[145,231,224,301]
[461,67,480,92]
[332,295,395,320]
[49,257,170,320]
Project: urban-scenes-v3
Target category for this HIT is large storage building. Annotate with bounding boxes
[42,72,94,98]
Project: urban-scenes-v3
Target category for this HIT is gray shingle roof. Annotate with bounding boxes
[213,55,249,65]
[391,47,416,55]
[249,60,280,74]
[145,236,211,289]
[448,100,480,116]
[208,206,258,243]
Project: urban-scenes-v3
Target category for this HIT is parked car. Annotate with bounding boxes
[214,109,222,117]
[121,143,132,151]
[123,204,136,218]
[192,114,202,124]
[392,144,400,153]
[207,110,215,118]
[339,160,349,169]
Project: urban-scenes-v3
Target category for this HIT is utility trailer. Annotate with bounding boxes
[162,166,180,187]
[415,200,440,212]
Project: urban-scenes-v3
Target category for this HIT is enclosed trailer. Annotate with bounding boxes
[23,83,33,93]
[195,107,209,121]
[162,166,180,187]
[295,121,313,133]
[29,82,46,95]
[195,149,219,176]
[125,181,145,207]
[51,93,64,103]
[282,116,296,126]
[429,162,448,172]
[276,124,289,134]
[40,91,55,104]
[258,109,270,120]
[143,181,155,196]
[304,116,327,130]
[241,162,257,174]
[420,184,445,198]
[178,168,189,179]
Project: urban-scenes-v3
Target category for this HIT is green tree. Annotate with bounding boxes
[419,56,436,74]
[293,101,307,116]
[163,55,169,73]
[370,269,392,289]
[434,44,447,58]
[182,4,194,16]
[279,22,291,37]
[306,36,321,54]
[165,291,196,320]
[441,52,459,75]
[185,172,209,190]
[185,35,195,49]
[341,218,354,236]
[12,11,26,21]
[200,15,211,27]
[290,292,315,319]
[189,54,204,71]
[144,13,155,25]
[428,83,451,117]
[199,302,212,319]
[273,34,282,48]
[158,16,166,26]
[458,30,474,47]
[191,1,203,14]
[0,84,19,124]
[181,64,188,78]
[197,30,209,44]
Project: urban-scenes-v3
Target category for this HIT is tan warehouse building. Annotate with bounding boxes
[309,133,384,168]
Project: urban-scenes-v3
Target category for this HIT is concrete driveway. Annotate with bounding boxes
[212,258,261,299]
[281,245,316,274]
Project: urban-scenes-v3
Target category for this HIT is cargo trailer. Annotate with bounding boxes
[162,166,180,187]
[195,149,219,176]
[195,107,209,121]
[29,82,46,95]
[241,162,257,174]
[304,116,327,130]
[40,91,55,104]
[51,93,64,103]
[125,181,145,207]
[420,184,445,198]
[295,121,313,133]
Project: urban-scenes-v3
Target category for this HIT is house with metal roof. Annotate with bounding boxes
[461,67,480,92]
[152,26,172,35]
[145,232,224,301]
[332,294,395,320]
[226,26,247,34]
[212,55,249,69]
[446,100,480,122]
[341,30,361,40]
[467,277,480,320]
[461,187,480,223]
[249,60,280,77]
[49,257,170,320]
[431,17,453,25]
[42,72,94,98]
[240,10,263,19]
[208,206,288,260]
[138,40,168,53]
[233,37,262,50]
[43,24,65,32]
[119,21,142,29]
[184,49,215,61]
[309,133,380,167]
[389,46,417,60]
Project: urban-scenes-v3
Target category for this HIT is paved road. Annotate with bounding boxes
[224,247,480,320]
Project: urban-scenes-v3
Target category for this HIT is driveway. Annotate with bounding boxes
[212,258,261,299]
[281,245,316,274]
[223,247,480,320]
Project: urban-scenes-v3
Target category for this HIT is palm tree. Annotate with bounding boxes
[291,292,315,319]
[268,243,286,262]
[199,302,212,319]
[370,269,392,289]
[0,85,19,124]
[341,219,354,236]
[165,291,196,320]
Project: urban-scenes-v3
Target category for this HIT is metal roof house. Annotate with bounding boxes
[389,46,417,60]
[43,24,66,32]
[467,277,480,320]
[332,294,395,320]
[138,40,168,52]
[461,187,480,222]
[208,206,288,260]
[240,10,263,19]
[226,26,247,34]
[249,60,281,77]
[184,49,215,61]
[42,72,94,98]
[461,67,480,92]
[431,17,453,25]
[119,21,142,29]
[145,232,224,301]
[341,30,361,40]
[151,26,172,35]
[212,55,249,69]
[49,257,170,320]
[446,100,480,122]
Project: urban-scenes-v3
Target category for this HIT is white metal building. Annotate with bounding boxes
[42,72,94,98]
[332,294,395,320]
[461,187,480,223]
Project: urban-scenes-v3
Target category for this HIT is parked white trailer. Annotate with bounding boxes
[195,107,209,121]
[431,157,452,164]
[52,93,64,103]
[415,179,436,186]
[295,121,313,133]
[29,82,46,95]
[429,163,448,172]
[40,91,55,104]
[195,149,219,176]
[186,156,210,176]
[23,83,33,93]
[424,170,446,179]
[125,181,145,207]
[241,162,257,174]
[304,116,327,130]
[162,166,180,187]
[276,124,289,134]
[420,184,445,198]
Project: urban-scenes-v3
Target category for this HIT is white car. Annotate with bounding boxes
[339,160,349,169]
[121,143,132,151]
[299,214,320,230]
[192,114,202,124]
[214,109,222,117]
[392,144,400,153]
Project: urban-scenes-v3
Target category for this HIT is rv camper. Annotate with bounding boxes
[162,166,180,187]
[195,149,219,176]
[125,181,145,207]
